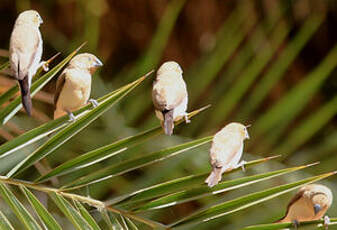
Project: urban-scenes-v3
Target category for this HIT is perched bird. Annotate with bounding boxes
[54,53,103,120]
[205,122,249,187]
[278,184,333,229]
[9,10,48,115]
[152,61,189,136]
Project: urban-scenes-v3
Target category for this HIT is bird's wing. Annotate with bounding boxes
[166,78,187,110]
[210,138,242,166]
[278,190,305,222]
[54,70,67,108]
[10,26,41,80]
[152,77,187,111]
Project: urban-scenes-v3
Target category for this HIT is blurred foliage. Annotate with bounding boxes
[0,0,337,229]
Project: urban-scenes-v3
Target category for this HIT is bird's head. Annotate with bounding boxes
[224,122,250,140]
[302,184,333,215]
[16,10,43,27]
[157,61,183,77]
[69,53,103,74]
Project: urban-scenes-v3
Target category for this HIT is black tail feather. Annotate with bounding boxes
[162,109,174,136]
[18,77,32,116]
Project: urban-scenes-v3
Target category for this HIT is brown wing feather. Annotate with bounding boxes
[54,71,67,108]
[276,190,305,222]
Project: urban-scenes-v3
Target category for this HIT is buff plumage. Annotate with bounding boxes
[152,61,189,135]
[54,53,103,120]
[278,184,333,229]
[9,10,46,115]
[205,122,249,187]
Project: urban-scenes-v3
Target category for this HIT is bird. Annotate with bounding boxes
[278,184,333,229]
[152,61,189,136]
[9,10,48,115]
[205,122,249,187]
[54,53,103,120]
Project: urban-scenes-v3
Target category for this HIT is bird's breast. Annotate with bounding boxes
[285,197,316,222]
[57,72,91,110]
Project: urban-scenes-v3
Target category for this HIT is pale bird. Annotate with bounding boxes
[152,61,189,135]
[54,53,103,120]
[9,10,48,115]
[278,184,333,229]
[205,122,249,187]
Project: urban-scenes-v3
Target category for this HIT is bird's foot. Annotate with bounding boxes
[88,99,98,108]
[67,112,76,122]
[184,114,191,123]
[236,160,247,172]
[39,61,49,72]
[324,216,330,230]
[292,220,299,230]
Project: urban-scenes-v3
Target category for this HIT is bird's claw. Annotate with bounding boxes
[292,220,299,230]
[88,99,98,108]
[184,114,191,123]
[237,160,247,172]
[67,112,76,122]
[40,61,49,72]
[324,216,330,230]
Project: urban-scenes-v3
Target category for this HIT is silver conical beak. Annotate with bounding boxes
[313,204,321,215]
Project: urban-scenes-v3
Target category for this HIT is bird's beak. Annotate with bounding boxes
[313,204,322,215]
[94,58,103,67]
[39,17,43,24]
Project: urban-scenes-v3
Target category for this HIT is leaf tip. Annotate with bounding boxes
[187,104,211,119]
[305,161,320,167]
[199,104,211,111]
[140,70,154,81]
[74,41,88,53]
[264,154,282,161]
[46,52,61,64]
[331,170,337,175]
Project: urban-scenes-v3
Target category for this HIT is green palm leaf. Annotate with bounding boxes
[49,192,93,230]
[170,171,336,229]
[239,15,324,117]
[243,218,337,230]
[36,105,209,183]
[0,53,60,107]
[0,210,14,230]
[0,78,131,160]
[20,185,62,230]
[6,71,152,178]
[73,200,101,230]
[0,44,84,125]
[0,61,9,71]
[111,156,279,208]
[252,43,337,146]
[61,135,213,190]
[210,20,289,125]
[133,163,316,211]
[0,183,42,230]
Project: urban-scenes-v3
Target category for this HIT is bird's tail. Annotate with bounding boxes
[205,167,222,187]
[18,77,32,116]
[54,109,67,120]
[162,109,174,136]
